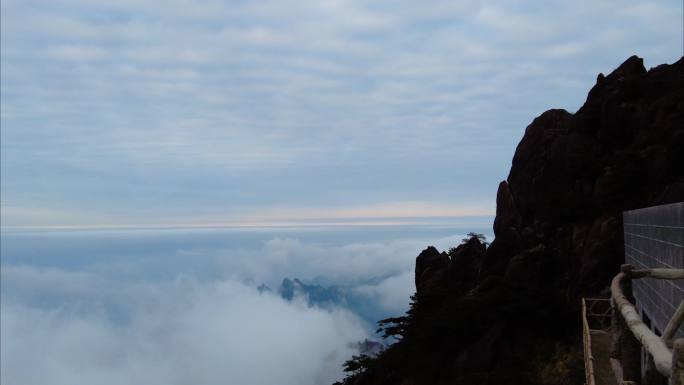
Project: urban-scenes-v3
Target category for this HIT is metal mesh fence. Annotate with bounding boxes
[624,202,684,339]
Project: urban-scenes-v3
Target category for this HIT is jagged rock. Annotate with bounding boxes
[445,237,486,289]
[500,55,684,294]
[341,55,684,385]
[493,181,519,237]
[503,244,547,283]
[414,246,449,293]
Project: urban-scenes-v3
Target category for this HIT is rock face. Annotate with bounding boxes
[337,56,684,385]
[498,55,684,294]
[414,246,449,293]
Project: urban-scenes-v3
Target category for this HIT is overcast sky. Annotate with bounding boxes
[1,0,682,228]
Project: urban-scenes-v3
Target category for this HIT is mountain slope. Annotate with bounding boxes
[337,55,684,385]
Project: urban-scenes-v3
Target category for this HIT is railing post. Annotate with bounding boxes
[611,264,642,383]
[672,339,684,385]
[663,301,684,348]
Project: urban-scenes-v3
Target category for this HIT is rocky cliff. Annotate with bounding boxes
[337,55,684,385]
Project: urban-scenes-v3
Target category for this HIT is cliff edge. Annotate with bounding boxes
[338,55,684,385]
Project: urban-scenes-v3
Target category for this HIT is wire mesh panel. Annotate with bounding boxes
[624,202,684,339]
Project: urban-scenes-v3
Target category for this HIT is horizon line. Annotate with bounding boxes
[0,214,495,232]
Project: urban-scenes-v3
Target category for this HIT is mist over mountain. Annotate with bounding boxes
[1,225,490,385]
[279,277,344,304]
[272,276,410,328]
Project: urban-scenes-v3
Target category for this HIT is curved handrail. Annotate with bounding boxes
[664,301,684,346]
[610,265,672,377]
[610,265,684,385]
[629,268,684,280]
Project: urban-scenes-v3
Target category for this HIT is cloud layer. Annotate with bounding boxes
[1,268,366,385]
[2,0,681,226]
[1,226,490,384]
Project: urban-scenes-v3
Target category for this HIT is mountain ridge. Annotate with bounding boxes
[336,55,684,385]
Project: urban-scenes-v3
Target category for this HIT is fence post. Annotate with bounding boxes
[663,301,684,348]
[672,339,684,385]
[612,264,642,383]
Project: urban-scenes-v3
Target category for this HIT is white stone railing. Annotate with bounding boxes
[611,264,684,384]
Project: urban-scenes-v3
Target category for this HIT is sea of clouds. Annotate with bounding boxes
[0,227,489,385]
[2,276,364,385]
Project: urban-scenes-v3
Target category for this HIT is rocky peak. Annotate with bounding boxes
[414,246,448,292]
[339,55,684,385]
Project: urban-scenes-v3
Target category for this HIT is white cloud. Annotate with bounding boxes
[252,236,439,285]
[475,5,553,41]
[0,206,113,227]
[0,224,494,384]
[243,201,494,222]
[354,270,415,313]
[47,45,111,61]
[204,231,478,288]
[543,42,586,58]
[2,0,681,225]
[1,267,367,385]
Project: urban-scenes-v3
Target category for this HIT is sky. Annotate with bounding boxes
[1,2,682,383]
[1,0,683,228]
